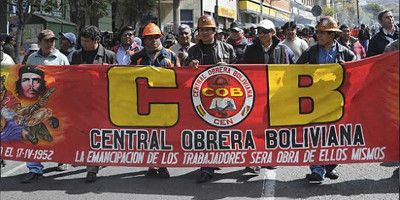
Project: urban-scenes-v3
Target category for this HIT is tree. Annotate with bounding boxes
[67,0,113,35]
[363,3,383,20]
[322,6,334,17]
[364,3,383,14]
[335,2,357,26]
[117,0,157,33]
[333,2,385,26]
[4,0,54,63]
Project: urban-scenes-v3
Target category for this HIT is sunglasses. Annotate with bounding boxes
[257,28,273,34]
[123,32,134,37]
[144,35,161,40]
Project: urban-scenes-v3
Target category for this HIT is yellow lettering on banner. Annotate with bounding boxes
[268,64,344,126]
[230,88,243,97]
[108,66,178,126]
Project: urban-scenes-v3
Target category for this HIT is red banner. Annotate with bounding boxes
[1,51,399,167]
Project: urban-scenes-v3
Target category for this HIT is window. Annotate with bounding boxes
[180,10,193,29]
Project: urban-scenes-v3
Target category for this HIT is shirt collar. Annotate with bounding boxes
[383,28,394,36]
[37,48,57,57]
[319,41,337,52]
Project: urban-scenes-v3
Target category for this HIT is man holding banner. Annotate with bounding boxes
[130,22,180,179]
[244,18,291,173]
[71,25,117,183]
[185,14,237,183]
[130,23,179,68]
[296,16,356,184]
[23,29,69,183]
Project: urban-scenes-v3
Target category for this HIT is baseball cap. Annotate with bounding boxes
[257,19,276,31]
[165,34,175,42]
[59,32,77,44]
[216,28,223,34]
[230,22,243,32]
[38,29,57,41]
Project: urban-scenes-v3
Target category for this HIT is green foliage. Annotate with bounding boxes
[364,3,383,13]
[67,0,112,18]
[120,0,157,24]
[4,0,48,63]
[336,2,357,26]
[83,0,112,18]
[322,6,334,17]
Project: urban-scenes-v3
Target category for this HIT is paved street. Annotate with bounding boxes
[1,161,398,200]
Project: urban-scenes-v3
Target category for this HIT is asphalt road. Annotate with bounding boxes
[0,160,398,200]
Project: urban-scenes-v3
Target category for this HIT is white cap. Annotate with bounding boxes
[30,43,39,51]
[258,19,275,31]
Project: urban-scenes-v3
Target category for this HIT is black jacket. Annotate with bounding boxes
[244,36,289,64]
[358,28,370,41]
[296,42,356,64]
[226,37,248,64]
[71,44,117,64]
[184,39,237,66]
[3,43,16,62]
[367,26,399,57]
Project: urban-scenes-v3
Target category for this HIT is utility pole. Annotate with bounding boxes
[158,0,161,26]
[259,0,263,23]
[356,0,360,24]
[173,0,180,34]
[215,0,219,27]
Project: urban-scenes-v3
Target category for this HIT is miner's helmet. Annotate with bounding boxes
[316,16,341,32]
[197,15,217,28]
[142,23,163,38]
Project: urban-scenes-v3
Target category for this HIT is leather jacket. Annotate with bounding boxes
[71,44,117,64]
[296,42,356,64]
[184,39,237,66]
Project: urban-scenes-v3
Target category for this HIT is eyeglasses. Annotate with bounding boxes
[257,28,273,34]
[144,35,161,40]
[123,32,134,37]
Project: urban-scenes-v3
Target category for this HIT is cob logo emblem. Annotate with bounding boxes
[191,65,254,127]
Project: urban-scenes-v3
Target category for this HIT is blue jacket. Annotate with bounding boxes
[130,47,180,67]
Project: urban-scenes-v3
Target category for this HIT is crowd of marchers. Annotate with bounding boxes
[0,9,398,185]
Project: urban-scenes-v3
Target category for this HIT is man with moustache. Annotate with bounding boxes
[184,15,236,183]
[130,23,179,67]
[113,25,143,65]
[184,15,236,68]
[170,24,195,66]
[23,29,69,183]
[297,17,355,184]
[129,23,179,179]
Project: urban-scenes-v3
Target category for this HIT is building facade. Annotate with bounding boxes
[291,0,315,26]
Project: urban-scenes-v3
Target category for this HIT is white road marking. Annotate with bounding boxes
[260,168,276,200]
[1,163,26,177]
